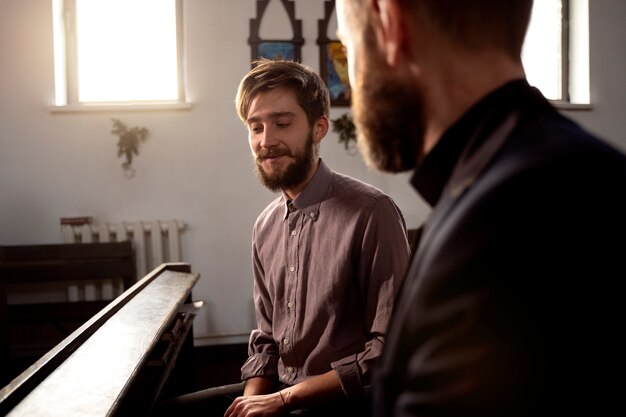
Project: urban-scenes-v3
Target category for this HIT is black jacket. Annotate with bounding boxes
[373,80,626,417]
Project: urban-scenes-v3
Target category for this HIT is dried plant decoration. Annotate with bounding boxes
[331,112,357,153]
[110,118,149,178]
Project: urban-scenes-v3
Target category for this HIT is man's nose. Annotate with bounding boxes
[259,126,279,148]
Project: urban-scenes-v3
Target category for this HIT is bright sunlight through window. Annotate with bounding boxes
[76,0,178,102]
[53,0,181,105]
[522,0,562,101]
[522,0,590,104]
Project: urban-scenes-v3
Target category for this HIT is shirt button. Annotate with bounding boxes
[283,338,289,344]
[309,212,315,218]
[291,230,297,236]
[289,266,295,272]
[286,367,293,373]
[287,301,293,308]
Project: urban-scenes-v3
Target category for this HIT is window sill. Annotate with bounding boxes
[550,101,593,111]
[49,101,193,113]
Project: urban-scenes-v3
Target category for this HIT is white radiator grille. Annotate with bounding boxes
[61,220,186,279]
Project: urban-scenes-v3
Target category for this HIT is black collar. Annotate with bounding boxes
[411,79,549,206]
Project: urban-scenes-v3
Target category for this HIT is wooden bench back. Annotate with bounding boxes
[0,241,135,385]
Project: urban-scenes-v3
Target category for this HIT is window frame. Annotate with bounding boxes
[533,0,591,110]
[51,0,191,112]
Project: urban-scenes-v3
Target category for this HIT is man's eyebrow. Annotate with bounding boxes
[247,111,296,124]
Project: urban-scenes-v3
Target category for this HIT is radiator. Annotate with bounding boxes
[61,220,186,301]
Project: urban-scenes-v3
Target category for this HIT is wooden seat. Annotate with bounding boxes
[0,241,135,385]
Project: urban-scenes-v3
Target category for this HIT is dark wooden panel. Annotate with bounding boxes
[0,241,135,288]
[1,261,135,282]
[0,242,134,262]
[0,242,136,385]
[9,301,110,325]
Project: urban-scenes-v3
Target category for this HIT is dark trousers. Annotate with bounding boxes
[153,382,371,417]
[153,382,244,417]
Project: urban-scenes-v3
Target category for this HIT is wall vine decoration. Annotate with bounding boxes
[110,118,149,178]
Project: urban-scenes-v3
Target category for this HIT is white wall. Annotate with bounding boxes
[0,0,624,345]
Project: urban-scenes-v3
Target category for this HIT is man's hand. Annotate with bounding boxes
[224,392,286,417]
[230,370,343,416]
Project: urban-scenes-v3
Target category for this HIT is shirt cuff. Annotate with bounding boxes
[332,354,365,399]
[240,352,280,381]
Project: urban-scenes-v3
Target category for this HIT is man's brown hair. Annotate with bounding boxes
[235,59,330,126]
[345,0,533,61]
[408,0,533,59]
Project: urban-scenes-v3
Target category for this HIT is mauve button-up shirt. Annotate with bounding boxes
[241,159,411,399]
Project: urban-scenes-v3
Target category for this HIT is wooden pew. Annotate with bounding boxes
[0,242,135,384]
[0,263,201,417]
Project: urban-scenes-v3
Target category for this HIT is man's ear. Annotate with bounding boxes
[371,0,407,66]
[313,116,329,143]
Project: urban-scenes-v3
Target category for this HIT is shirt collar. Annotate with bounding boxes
[411,79,534,206]
[282,158,331,220]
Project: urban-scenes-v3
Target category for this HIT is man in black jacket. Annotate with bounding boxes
[336,0,626,415]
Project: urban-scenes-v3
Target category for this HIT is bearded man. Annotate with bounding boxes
[157,59,410,417]
[336,0,626,416]
[230,58,410,417]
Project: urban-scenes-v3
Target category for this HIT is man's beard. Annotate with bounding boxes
[352,45,425,173]
[254,132,316,192]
